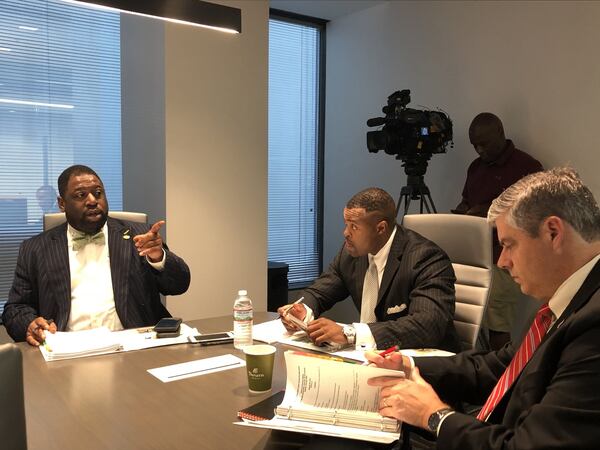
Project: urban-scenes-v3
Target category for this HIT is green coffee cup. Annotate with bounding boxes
[243,344,276,393]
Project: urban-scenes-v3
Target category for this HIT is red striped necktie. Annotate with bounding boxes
[477,303,553,422]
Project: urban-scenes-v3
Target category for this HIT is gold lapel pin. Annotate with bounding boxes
[123,229,131,240]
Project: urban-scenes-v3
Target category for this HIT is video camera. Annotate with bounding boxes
[366,90,453,161]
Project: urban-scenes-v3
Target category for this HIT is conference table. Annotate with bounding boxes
[19,312,303,450]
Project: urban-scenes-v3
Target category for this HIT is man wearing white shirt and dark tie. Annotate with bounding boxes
[278,187,460,353]
[3,164,190,346]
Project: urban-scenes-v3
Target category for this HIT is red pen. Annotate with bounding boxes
[361,344,399,366]
[379,344,399,357]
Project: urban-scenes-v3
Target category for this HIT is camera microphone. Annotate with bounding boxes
[367,117,386,127]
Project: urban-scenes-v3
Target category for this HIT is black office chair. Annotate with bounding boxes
[0,343,28,450]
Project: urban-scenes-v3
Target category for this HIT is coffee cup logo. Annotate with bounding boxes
[248,367,265,379]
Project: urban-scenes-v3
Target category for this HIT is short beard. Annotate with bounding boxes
[77,213,108,235]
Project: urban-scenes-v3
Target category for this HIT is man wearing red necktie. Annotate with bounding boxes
[367,167,600,449]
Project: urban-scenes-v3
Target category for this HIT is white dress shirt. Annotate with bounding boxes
[66,223,123,331]
[303,226,398,350]
[547,252,600,324]
[66,222,166,331]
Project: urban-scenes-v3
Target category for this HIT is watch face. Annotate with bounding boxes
[427,411,442,432]
[342,326,355,344]
[428,408,453,433]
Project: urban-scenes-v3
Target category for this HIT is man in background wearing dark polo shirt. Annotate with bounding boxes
[453,112,543,349]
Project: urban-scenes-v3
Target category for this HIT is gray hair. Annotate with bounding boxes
[488,167,600,242]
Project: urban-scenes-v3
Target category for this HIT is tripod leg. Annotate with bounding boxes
[397,193,412,218]
[424,194,437,213]
[404,195,411,216]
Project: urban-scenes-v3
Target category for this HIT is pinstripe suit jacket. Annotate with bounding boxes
[2,217,191,342]
[302,226,461,352]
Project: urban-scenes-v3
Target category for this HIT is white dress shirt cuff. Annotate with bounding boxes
[146,249,166,271]
[437,411,457,436]
[352,322,377,350]
[303,304,315,323]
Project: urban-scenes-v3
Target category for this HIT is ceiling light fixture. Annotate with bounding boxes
[62,0,241,34]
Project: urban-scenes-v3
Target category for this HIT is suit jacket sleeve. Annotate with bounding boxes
[2,238,42,342]
[122,221,190,298]
[430,324,600,450]
[416,345,515,407]
[149,247,190,296]
[301,245,351,316]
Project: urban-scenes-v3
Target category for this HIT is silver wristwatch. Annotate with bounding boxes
[342,324,356,345]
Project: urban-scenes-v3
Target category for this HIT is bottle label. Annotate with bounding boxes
[234,310,253,321]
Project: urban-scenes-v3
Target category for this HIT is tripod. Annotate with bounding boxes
[396,174,437,217]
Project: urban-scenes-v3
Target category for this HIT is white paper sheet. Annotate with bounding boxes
[117,324,198,351]
[252,319,289,344]
[253,319,349,354]
[252,319,456,364]
[147,354,245,383]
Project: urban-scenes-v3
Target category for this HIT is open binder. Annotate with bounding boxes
[275,404,399,433]
[236,350,404,443]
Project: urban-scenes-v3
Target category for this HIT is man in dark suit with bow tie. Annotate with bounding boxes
[2,164,191,346]
[368,167,600,449]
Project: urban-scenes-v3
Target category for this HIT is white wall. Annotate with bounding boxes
[322,1,600,322]
[324,0,600,264]
[164,1,269,320]
[121,2,267,321]
[121,15,166,226]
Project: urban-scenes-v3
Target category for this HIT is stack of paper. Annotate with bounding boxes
[235,350,404,443]
[41,327,122,361]
[253,319,366,361]
[39,324,199,361]
[252,319,456,363]
[275,351,402,432]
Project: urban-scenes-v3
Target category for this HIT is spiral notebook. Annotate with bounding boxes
[237,390,285,421]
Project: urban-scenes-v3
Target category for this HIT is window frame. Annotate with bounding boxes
[268,9,327,288]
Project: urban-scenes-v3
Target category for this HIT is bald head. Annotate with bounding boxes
[469,112,507,163]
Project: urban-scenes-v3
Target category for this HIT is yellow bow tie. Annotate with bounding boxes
[71,231,105,251]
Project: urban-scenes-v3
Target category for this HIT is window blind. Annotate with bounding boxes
[268,17,322,287]
[0,0,122,317]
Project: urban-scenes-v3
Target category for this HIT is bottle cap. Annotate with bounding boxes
[238,289,248,296]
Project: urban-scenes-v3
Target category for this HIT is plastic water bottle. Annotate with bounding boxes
[233,289,253,349]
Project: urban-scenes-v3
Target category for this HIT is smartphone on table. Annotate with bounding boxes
[153,317,182,338]
[188,332,234,346]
